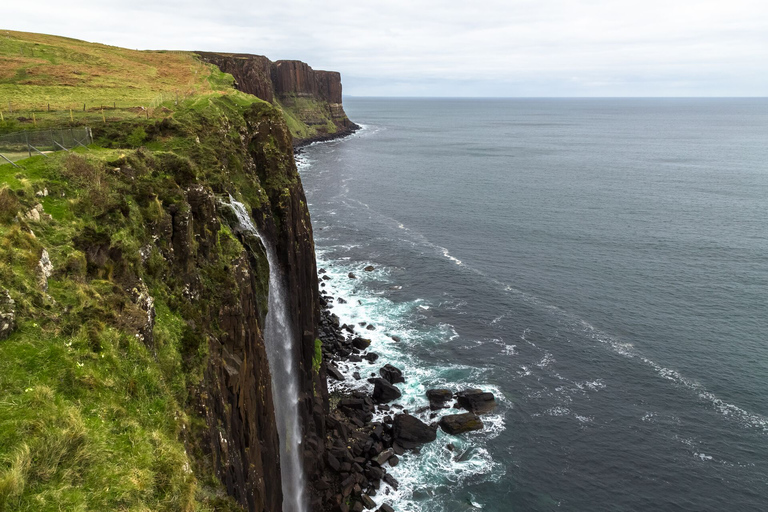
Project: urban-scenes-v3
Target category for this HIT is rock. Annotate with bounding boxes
[0,289,15,340]
[361,494,376,509]
[426,389,453,410]
[352,500,364,512]
[439,412,484,435]
[327,364,345,381]
[327,452,341,472]
[353,371,361,380]
[36,249,54,292]
[457,389,497,414]
[446,443,456,452]
[366,324,375,330]
[364,265,375,272]
[352,337,371,350]
[388,455,399,467]
[382,473,399,490]
[389,335,401,342]
[372,379,401,403]
[130,279,156,347]
[392,414,437,448]
[35,187,48,197]
[374,448,394,466]
[319,268,326,274]
[322,275,331,280]
[364,352,379,363]
[348,272,357,279]
[378,505,395,512]
[338,297,347,304]
[379,364,405,384]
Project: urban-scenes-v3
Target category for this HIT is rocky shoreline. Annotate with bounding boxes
[310,269,497,512]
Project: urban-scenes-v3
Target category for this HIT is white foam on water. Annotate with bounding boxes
[315,250,508,511]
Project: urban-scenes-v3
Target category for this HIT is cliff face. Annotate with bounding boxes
[197,52,358,145]
[0,93,326,511]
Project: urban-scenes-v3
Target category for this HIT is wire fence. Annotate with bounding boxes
[0,127,92,166]
[0,90,197,132]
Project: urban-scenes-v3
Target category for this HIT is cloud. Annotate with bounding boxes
[4,0,768,96]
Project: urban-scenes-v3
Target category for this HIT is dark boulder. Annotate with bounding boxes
[361,494,376,510]
[352,337,371,350]
[378,505,395,512]
[348,272,357,279]
[426,389,453,410]
[364,265,375,271]
[327,364,345,381]
[392,414,437,449]
[372,379,401,403]
[379,364,405,384]
[457,389,497,414]
[439,412,484,435]
[364,352,379,363]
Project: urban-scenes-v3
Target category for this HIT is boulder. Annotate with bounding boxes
[348,272,357,279]
[426,389,453,410]
[372,379,401,403]
[439,412,484,435]
[364,265,375,271]
[361,494,376,510]
[378,505,395,512]
[352,337,371,350]
[379,364,405,384]
[457,389,497,414]
[392,414,436,448]
[327,364,345,381]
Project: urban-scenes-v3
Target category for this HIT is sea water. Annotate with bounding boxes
[298,98,768,511]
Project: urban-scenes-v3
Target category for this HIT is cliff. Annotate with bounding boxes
[196,52,359,146]
[0,31,332,512]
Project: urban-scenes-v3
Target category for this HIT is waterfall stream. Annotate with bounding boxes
[227,199,307,512]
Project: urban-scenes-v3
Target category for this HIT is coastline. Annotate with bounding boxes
[293,122,362,150]
[299,134,505,511]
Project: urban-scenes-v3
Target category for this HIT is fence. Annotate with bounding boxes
[0,127,92,166]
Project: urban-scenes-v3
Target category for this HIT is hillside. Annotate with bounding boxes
[0,31,329,511]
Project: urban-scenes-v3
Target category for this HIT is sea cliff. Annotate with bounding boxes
[197,52,359,146]
[0,31,332,511]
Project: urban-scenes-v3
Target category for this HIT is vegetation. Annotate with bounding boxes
[0,30,307,511]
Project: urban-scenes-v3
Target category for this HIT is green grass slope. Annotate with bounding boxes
[0,30,301,512]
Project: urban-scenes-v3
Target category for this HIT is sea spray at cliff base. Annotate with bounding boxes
[226,199,307,512]
[298,98,768,511]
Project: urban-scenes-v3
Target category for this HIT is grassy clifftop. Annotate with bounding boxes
[0,31,308,512]
[0,30,231,110]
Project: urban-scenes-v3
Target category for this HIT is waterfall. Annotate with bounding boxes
[227,199,307,512]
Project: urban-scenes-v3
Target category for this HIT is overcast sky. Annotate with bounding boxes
[6,1,768,96]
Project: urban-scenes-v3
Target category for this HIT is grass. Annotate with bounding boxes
[0,30,236,135]
[0,74,288,509]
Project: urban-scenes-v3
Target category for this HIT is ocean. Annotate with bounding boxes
[297,98,768,511]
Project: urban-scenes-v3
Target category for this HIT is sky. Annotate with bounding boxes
[5,0,768,97]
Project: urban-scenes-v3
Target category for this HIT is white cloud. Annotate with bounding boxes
[4,0,768,96]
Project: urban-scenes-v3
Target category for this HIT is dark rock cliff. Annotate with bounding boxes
[197,52,358,146]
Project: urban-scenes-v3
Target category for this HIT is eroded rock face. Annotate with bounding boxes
[197,52,358,145]
[36,249,53,292]
[0,289,15,339]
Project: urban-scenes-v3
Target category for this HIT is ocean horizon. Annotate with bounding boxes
[300,97,768,511]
